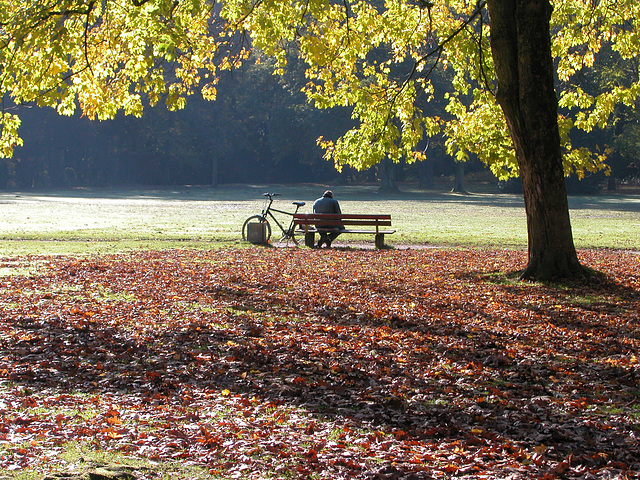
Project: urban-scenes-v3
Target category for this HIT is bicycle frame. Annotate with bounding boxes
[261,193,304,242]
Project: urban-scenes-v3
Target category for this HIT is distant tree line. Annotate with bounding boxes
[2,52,638,191]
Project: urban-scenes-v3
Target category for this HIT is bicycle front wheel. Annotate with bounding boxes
[242,215,272,243]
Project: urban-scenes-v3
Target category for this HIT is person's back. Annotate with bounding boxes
[313,195,341,215]
[312,190,343,248]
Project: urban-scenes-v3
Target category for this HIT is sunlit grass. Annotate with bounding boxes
[56,443,215,480]
[0,183,638,256]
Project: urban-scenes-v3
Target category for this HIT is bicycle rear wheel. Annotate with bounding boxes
[281,228,300,246]
[242,215,272,243]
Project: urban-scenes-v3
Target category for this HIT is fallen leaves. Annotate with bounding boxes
[0,247,638,478]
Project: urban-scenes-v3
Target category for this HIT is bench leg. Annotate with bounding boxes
[375,233,385,249]
[305,232,315,248]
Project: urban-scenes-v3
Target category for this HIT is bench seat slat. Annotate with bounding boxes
[294,214,392,227]
[292,213,395,249]
[294,214,390,220]
[296,220,392,227]
[304,228,396,234]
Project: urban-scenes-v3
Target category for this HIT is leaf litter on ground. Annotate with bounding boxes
[0,248,638,479]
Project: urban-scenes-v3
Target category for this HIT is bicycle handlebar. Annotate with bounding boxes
[263,192,281,198]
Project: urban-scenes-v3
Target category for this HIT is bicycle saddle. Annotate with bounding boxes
[292,201,306,206]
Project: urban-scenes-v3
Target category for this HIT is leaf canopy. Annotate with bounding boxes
[1,0,639,178]
[1,0,240,151]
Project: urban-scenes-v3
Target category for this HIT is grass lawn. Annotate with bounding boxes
[0,182,638,255]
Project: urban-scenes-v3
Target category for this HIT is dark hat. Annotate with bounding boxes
[323,190,334,198]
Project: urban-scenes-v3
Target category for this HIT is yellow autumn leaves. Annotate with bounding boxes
[1,0,639,181]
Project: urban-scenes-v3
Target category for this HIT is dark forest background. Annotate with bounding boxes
[3,52,639,192]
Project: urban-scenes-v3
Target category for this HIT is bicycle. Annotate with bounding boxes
[242,193,306,245]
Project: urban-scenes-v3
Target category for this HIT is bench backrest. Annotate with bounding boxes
[293,213,392,227]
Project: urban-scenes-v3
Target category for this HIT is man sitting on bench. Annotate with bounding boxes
[312,190,344,248]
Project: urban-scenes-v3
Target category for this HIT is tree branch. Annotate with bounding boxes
[390,2,488,114]
[232,0,266,27]
[371,1,488,153]
[475,2,495,96]
[83,1,97,76]
[414,0,487,77]
[342,0,351,44]
[47,0,98,17]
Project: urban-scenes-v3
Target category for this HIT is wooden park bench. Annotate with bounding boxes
[293,213,395,249]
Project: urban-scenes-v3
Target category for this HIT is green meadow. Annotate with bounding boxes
[0,183,638,256]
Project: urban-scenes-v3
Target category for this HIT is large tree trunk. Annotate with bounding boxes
[451,162,468,194]
[418,155,434,189]
[486,0,584,281]
[378,157,400,192]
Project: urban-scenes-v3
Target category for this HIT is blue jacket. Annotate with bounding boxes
[313,196,344,229]
[313,196,341,214]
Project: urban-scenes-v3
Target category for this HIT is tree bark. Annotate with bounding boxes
[378,157,400,192]
[418,155,434,189]
[451,162,468,194]
[486,0,584,281]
